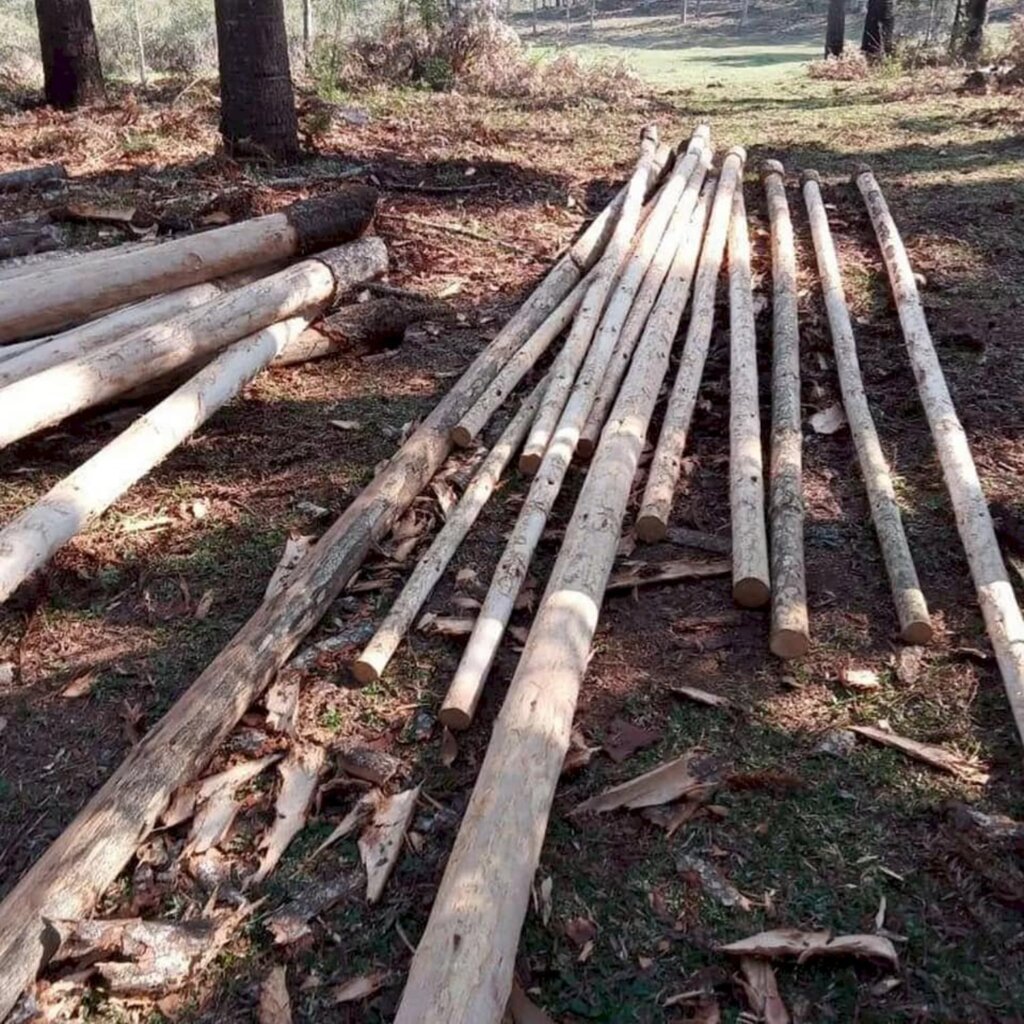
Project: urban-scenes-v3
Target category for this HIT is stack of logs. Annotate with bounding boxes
[0,128,1021,1023]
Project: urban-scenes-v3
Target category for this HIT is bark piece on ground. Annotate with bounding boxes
[573,751,719,815]
[719,927,898,969]
[359,785,420,903]
[265,673,301,736]
[677,854,751,910]
[607,558,731,592]
[332,970,388,1003]
[738,957,789,1024]
[338,747,402,787]
[839,667,881,691]
[601,718,663,763]
[850,724,989,783]
[161,752,282,829]
[670,686,733,709]
[311,790,382,859]
[258,964,292,1024]
[265,873,361,945]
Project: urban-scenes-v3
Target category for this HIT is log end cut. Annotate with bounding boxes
[635,515,668,544]
[575,437,597,461]
[518,451,543,476]
[733,576,770,609]
[900,618,934,646]
[850,162,875,184]
[450,424,476,449]
[770,627,810,660]
[350,658,381,687]
[437,703,473,733]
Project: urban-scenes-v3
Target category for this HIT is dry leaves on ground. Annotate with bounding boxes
[507,979,559,1023]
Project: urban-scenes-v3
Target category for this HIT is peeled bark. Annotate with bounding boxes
[0,188,377,344]
[393,150,711,1024]
[0,237,387,449]
[214,0,299,160]
[636,147,747,542]
[0,316,311,604]
[805,170,932,645]
[355,378,545,689]
[856,167,1024,736]
[727,189,770,609]
[34,0,106,109]
[762,160,809,659]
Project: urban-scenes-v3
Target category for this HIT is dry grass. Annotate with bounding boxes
[806,50,871,81]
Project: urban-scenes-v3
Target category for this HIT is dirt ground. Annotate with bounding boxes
[1,58,1023,1024]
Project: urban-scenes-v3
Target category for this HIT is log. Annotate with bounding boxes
[517,125,663,475]
[636,147,747,542]
[727,188,770,608]
[805,170,932,644]
[761,160,809,659]
[0,187,378,343]
[440,128,678,727]
[354,377,545,688]
[858,168,1024,732]
[0,238,388,449]
[0,166,643,1017]
[392,146,711,1022]
[0,217,64,260]
[0,240,158,286]
[0,162,66,192]
[0,316,312,604]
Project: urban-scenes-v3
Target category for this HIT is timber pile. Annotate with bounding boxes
[0,135,1021,1022]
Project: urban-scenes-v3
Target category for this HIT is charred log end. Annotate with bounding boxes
[286,185,379,255]
[319,296,445,354]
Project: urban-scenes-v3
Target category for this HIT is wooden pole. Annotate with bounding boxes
[858,170,1023,721]
[518,126,662,474]
[393,156,710,1023]
[0,187,377,343]
[636,147,747,542]
[762,160,809,658]
[727,188,770,608]
[805,170,932,644]
[353,378,546,687]
[577,142,713,460]
[0,316,312,604]
[0,238,387,449]
[0,173,637,1016]
[440,140,710,731]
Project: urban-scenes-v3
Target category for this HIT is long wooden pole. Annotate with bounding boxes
[517,126,662,474]
[636,147,747,542]
[727,188,770,608]
[0,239,387,449]
[353,378,546,687]
[0,173,639,1017]
[393,160,711,1024]
[805,170,932,644]
[0,188,378,343]
[856,168,1023,729]
[0,316,312,605]
[761,160,810,658]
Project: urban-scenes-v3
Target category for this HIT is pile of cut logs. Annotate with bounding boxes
[0,127,1021,1021]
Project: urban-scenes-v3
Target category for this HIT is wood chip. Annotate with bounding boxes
[670,685,732,709]
[839,667,881,691]
[60,671,96,699]
[311,790,382,859]
[441,727,459,767]
[337,746,402,787]
[265,673,300,736]
[677,854,751,911]
[417,612,475,636]
[809,403,847,434]
[359,785,420,903]
[331,970,387,1004]
[850,724,989,783]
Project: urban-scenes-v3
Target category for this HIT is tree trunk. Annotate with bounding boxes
[681,0,689,24]
[303,0,314,70]
[131,0,147,86]
[34,0,106,109]
[861,0,894,58]
[532,0,538,33]
[214,0,299,160]
[959,0,988,60]
[740,0,750,29]
[825,0,846,56]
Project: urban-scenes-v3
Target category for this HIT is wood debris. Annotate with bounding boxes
[265,874,361,945]
[264,673,300,735]
[607,558,731,592]
[573,751,719,815]
[258,964,292,1024]
[417,612,475,636]
[331,970,388,1003]
[311,790,382,859]
[850,724,989,783]
[677,853,751,910]
[737,957,789,1024]
[507,979,559,1023]
[719,927,899,969]
[161,752,281,829]
[358,785,420,903]
[265,535,315,601]
[602,717,662,763]
[337,746,402,787]
[670,685,733,709]
[809,403,847,434]
[839,667,881,691]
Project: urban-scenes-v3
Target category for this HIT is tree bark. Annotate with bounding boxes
[825,0,846,56]
[131,0,147,86]
[862,0,894,58]
[34,0,106,108]
[0,317,311,604]
[303,0,315,70]
[959,0,988,60]
[355,378,546,689]
[762,160,809,659]
[727,188,770,608]
[214,0,299,160]
[0,217,63,260]
[635,148,746,542]
[856,167,1024,738]
[393,146,712,1024]
[0,238,387,450]
[805,170,932,644]
[0,188,377,344]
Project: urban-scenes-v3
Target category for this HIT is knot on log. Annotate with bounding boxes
[285,185,379,256]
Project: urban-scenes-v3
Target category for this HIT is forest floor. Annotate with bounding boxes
[1,36,1024,1024]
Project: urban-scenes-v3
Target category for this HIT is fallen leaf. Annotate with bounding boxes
[258,965,291,1024]
[719,928,898,969]
[738,958,789,1024]
[265,535,314,602]
[809,403,847,434]
[441,727,458,767]
[564,916,597,948]
[670,685,732,709]
[311,790,382,858]
[850,724,989,783]
[331,970,387,1004]
[839,667,881,691]
[193,589,215,620]
[508,979,558,1023]
[359,785,420,903]
[602,718,662,763]
[677,854,751,910]
[329,419,361,431]
[61,671,96,699]
[607,558,731,592]
[574,751,718,815]
[249,744,327,886]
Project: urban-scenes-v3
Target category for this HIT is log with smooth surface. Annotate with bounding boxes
[0,172,639,1017]
[393,161,711,1024]
[805,170,932,644]
[354,378,545,688]
[0,187,378,343]
[857,168,1024,733]
[762,160,809,659]
[518,125,663,474]
[0,237,387,449]
[727,188,770,608]
[0,316,312,605]
[636,147,747,542]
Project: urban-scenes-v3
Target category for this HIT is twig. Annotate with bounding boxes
[381,179,498,195]
[378,211,537,259]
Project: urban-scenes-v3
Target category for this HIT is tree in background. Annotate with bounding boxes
[957,0,989,60]
[825,0,846,56]
[214,0,299,160]
[862,0,895,58]
[34,0,106,108]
